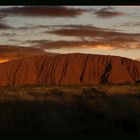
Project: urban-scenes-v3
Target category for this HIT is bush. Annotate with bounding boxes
[0,85,140,134]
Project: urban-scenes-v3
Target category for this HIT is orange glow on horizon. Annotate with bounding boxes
[80,45,114,50]
[95,45,114,50]
[0,59,10,63]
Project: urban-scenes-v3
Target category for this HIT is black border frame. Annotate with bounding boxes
[0,0,140,5]
[0,0,140,139]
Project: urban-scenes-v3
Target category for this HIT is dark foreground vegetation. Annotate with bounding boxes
[0,84,140,135]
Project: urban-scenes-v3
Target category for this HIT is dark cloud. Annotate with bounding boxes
[30,40,92,49]
[2,23,139,51]
[0,23,13,30]
[15,25,49,30]
[48,28,98,37]
[0,32,17,37]
[94,7,126,18]
[47,28,122,37]
[47,24,140,41]
[0,45,46,60]
[0,12,8,20]
[26,24,140,50]
[28,38,140,50]
[0,6,86,18]
[0,14,6,19]
[120,22,140,27]
[46,24,119,32]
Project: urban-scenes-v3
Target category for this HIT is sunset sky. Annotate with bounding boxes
[0,6,140,61]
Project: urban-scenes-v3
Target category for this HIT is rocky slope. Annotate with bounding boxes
[0,53,140,86]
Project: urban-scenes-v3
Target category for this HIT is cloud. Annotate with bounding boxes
[0,45,46,60]
[0,14,6,19]
[120,22,140,27]
[46,24,138,37]
[17,25,49,30]
[0,11,8,20]
[0,22,13,30]
[24,24,140,50]
[94,7,126,18]
[29,38,140,51]
[31,40,93,49]
[0,6,86,18]
[46,24,140,43]
[0,33,17,37]
[47,27,122,37]
[5,24,139,51]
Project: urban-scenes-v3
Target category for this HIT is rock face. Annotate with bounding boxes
[0,53,140,86]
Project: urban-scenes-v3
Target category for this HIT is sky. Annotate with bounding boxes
[0,6,140,61]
